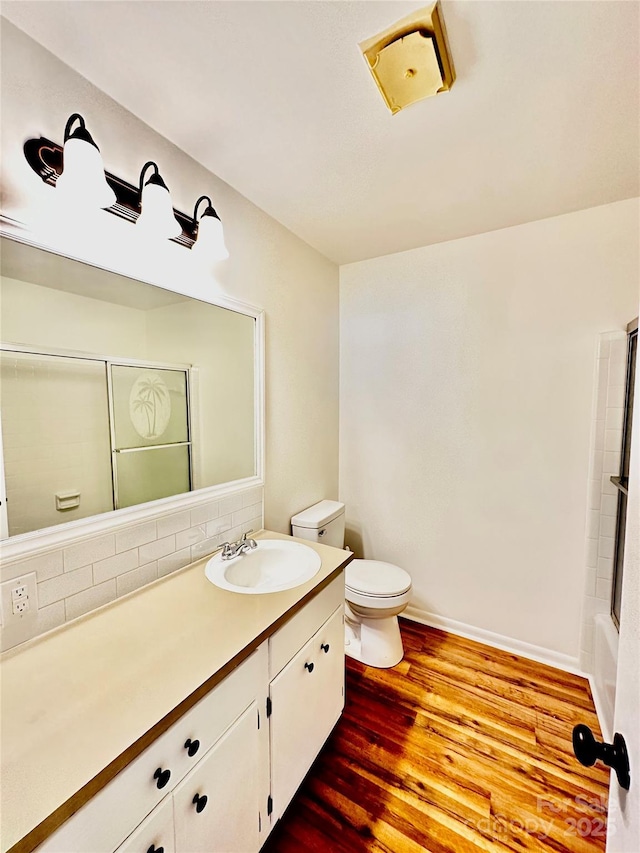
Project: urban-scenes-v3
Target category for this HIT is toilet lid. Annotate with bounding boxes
[346,559,411,597]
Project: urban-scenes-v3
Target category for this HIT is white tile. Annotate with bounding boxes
[93,550,139,585]
[588,479,601,511]
[232,504,260,528]
[139,535,175,564]
[592,451,603,477]
[598,537,615,560]
[116,562,158,597]
[242,516,262,535]
[596,577,612,601]
[595,384,607,419]
[176,526,206,550]
[597,339,610,359]
[609,338,628,365]
[584,568,597,596]
[37,600,66,634]
[115,521,157,554]
[38,565,93,607]
[206,515,233,538]
[190,501,220,527]
[586,510,600,539]
[603,451,621,476]
[593,419,605,452]
[605,407,624,432]
[606,385,625,408]
[156,511,191,538]
[65,580,116,622]
[158,548,192,578]
[218,494,243,516]
[604,430,622,453]
[599,515,617,539]
[586,538,599,568]
[601,493,619,517]
[0,550,63,584]
[580,622,595,652]
[242,486,263,508]
[580,651,594,675]
[191,537,220,561]
[64,534,115,572]
[601,474,617,496]
[597,557,614,580]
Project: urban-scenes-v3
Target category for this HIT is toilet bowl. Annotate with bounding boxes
[344,559,412,668]
[290,500,412,669]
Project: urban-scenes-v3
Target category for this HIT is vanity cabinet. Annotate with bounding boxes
[30,573,345,853]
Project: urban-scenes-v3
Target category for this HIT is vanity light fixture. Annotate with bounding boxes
[136,161,183,240]
[55,113,117,209]
[191,195,229,261]
[24,115,228,258]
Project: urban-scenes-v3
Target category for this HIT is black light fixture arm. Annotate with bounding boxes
[63,113,99,149]
[193,195,221,223]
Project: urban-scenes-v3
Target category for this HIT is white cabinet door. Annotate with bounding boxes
[115,795,175,853]
[173,703,261,853]
[270,605,344,818]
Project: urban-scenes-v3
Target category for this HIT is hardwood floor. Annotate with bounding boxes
[263,618,609,853]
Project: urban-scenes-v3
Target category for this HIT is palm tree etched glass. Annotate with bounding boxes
[110,365,191,508]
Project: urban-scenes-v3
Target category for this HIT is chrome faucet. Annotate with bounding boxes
[219,530,258,560]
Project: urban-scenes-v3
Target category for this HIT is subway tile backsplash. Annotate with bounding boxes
[0,486,263,651]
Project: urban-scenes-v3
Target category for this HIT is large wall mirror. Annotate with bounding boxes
[0,234,262,541]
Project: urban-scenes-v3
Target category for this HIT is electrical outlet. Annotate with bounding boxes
[12,598,29,616]
[1,573,38,624]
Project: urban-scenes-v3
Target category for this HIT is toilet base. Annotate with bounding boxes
[344,610,404,668]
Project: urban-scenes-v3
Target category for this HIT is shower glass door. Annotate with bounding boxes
[109,364,192,509]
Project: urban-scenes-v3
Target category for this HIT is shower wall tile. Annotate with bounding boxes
[0,485,263,652]
[580,331,626,673]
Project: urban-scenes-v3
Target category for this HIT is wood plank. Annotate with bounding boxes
[263,620,608,853]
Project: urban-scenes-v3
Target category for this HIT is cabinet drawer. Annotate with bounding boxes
[35,648,262,853]
[269,573,344,678]
[115,795,174,853]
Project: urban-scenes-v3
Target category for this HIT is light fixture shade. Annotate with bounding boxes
[56,135,117,209]
[193,209,229,260]
[137,177,183,240]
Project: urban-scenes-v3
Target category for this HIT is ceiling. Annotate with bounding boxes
[2,1,639,265]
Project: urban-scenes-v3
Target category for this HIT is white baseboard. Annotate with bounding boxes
[403,605,584,676]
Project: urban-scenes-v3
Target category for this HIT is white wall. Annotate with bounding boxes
[340,199,639,662]
[0,20,339,534]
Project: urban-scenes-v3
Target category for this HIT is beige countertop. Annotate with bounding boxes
[0,530,352,853]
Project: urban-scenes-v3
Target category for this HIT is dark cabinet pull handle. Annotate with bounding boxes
[184,738,200,757]
[192,793,208,813]
[153,767,171,789]
[572,725,630,790]
[147,846,164,853]
[321,643,330,653]
[304,661,314,673]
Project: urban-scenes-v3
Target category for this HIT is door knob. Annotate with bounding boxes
[304,661,314,673]
[184,738,200,757]
[147,846,164,853]
[153,767,171,789]
[192,793,208,813]
[572,725,630,790]
[321,643,330,653]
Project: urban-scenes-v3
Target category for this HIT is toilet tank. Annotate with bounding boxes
[291,500,345,548]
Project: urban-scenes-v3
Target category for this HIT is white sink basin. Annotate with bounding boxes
[205,539,321,594]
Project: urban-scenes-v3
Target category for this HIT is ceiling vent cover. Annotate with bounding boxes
[359,1,455,114]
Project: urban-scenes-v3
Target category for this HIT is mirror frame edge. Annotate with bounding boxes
[0,214,266,565]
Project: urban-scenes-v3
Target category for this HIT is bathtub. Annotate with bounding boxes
[590,613,619,742]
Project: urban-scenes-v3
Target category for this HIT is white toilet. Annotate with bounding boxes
[291,500,412,669]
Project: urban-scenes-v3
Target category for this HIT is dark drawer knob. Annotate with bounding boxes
[184,738,200,757]
[153,767,171,790]
[147,846,164,853]
[304,661,314,673]
[192,793,208,813]
[572,725,630,790]
[321,643,330,653]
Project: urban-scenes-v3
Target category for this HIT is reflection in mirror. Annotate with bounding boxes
[0,236,257,538]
